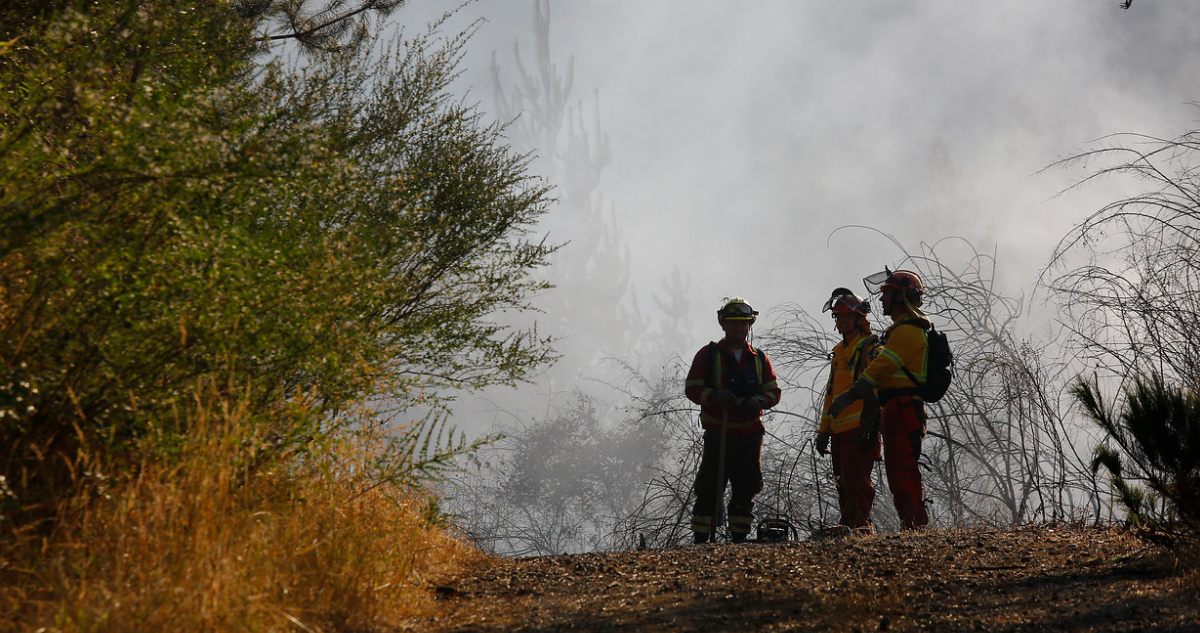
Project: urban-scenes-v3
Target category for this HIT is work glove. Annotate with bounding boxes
[828,377,875,417]
[739,394,768,415]
[859,396,881,445]
[816,432,832,456]
[710,389,739,408]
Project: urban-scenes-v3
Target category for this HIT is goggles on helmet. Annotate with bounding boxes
[718,299,758,321]
[821,292,870,315]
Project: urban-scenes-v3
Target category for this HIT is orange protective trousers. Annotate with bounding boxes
[881,395,929,529]
[830,429,881,529]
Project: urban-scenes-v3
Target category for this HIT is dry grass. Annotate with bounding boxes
[0,389,480,633]
[424,525,1200,632]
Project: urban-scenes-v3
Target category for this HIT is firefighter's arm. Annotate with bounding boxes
[819,366,835,433]
[861,347,901,388]
[861,325,922,387]
[683,347,710,406]
[828,376,874,418]
[738,353,782,415]
[757,353,783,409]
[685,348,738,408]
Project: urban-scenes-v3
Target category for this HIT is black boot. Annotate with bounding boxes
[693,532,710,544]
[730,532,748,544]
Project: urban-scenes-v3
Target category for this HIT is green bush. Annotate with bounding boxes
[1073,373,1200,529]
[1,1,554,525]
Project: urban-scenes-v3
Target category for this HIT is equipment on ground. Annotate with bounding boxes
[756,517,797,543]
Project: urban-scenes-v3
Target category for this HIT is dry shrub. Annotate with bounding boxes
[0,388,480,633]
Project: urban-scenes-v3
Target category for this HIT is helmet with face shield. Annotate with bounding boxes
[822,287,871,316]
[863,267,924,306]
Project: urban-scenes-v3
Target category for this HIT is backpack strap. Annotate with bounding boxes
[849,334,879,381]
[896,321,930,386]
[824,334,877,404]
[707,341,764,389]
[749,344,764,385]
[700,338,768,398]
[705,341,720,388]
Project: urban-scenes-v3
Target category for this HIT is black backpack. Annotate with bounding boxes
[898,323,953,403]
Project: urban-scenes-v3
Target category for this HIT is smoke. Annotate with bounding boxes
[393,0,1200,434]
[380,1,1200,553]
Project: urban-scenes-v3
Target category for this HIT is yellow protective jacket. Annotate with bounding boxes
[861,313,931,401]
[820,331,880,434]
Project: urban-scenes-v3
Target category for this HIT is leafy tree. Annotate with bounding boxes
[0,1,555,521]
[247,0,405,52]
[1073,373,1200,528]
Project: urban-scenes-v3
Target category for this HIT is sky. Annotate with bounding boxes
[388,1,1200,433]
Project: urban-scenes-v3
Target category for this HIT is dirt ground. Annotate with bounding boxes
[417,524,1200,632]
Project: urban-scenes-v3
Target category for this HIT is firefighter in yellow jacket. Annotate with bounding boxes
[829,269,930,529]
[817,288,882,531]
[684,298,782,543]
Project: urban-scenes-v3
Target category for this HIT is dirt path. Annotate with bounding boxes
[418,525,1199,632]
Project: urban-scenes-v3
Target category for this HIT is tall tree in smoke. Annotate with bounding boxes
[490,0,640,384]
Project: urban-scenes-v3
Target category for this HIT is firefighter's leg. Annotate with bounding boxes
[830,432,859,527]
[881,398,928,529]
[832,428,879,529]
[691,430,720,543]
[726,431,764,543]
[830,434,851,526]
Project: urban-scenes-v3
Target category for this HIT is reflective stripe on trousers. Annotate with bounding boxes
[691,429,764,536]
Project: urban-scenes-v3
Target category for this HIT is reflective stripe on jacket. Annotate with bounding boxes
[862,315,930,399]
[685,339,781,435]
[820,331,879,434]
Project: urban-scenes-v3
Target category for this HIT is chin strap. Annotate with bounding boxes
[900,293,928,320]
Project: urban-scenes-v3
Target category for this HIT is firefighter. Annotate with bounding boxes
[817,288,882,532]
[828,269,930,529]
[684,298,782,544]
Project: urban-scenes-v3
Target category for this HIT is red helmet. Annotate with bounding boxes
[864,268,924,306]
[822,287,870,316]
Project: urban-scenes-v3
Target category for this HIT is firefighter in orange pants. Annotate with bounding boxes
[684,298,782,544]
[817,288,882,531]
[829,269,930,529]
